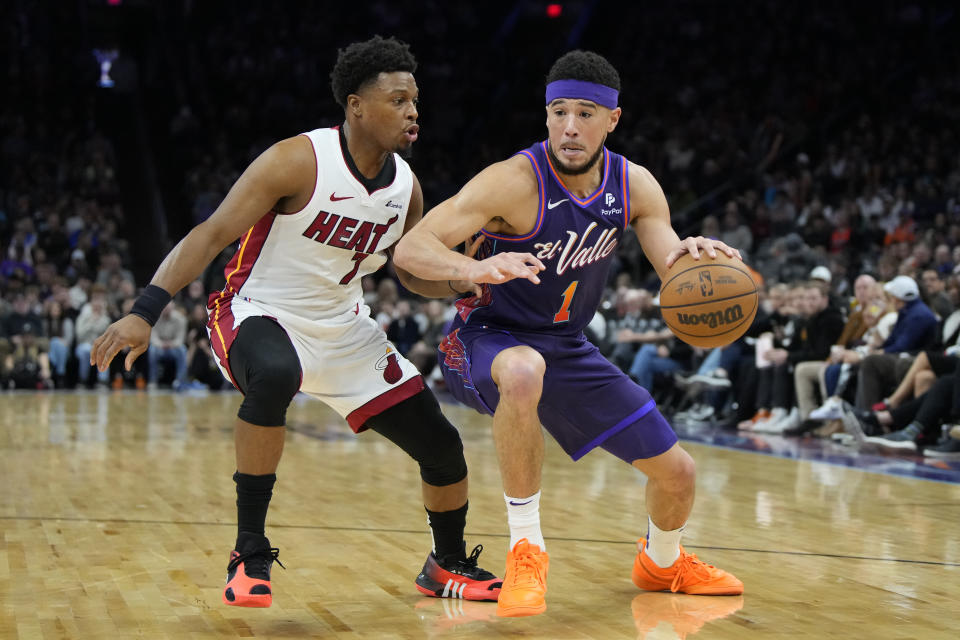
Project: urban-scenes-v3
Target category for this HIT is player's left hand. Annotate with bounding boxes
[665,236,742,268]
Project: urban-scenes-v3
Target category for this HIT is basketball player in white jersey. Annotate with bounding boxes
[89,36,536,608]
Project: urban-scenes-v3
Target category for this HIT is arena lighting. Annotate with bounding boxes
[546,3,563,18]
[93,48,118,88]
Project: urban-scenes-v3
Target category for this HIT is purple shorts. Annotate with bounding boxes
[438,323,677,463]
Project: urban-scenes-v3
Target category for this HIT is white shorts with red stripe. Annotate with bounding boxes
[206,294,423,432]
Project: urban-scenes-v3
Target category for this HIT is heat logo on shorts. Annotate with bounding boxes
[375,348,403,384]
[674,304,745,329]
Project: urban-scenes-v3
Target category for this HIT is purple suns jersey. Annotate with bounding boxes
[455,140,631,335]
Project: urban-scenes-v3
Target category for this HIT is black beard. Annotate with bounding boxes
[397,143,413,159]
[546,140,605,176]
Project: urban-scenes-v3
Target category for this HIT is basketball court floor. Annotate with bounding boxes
[2,389,958,638]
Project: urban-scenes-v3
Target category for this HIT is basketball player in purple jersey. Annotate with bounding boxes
[89,37,504,608]
[394,50,744,616]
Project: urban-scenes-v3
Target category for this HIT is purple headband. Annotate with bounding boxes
[545,79,618,109]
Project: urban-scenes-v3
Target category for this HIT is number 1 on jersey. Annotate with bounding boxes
[553,280,579,323]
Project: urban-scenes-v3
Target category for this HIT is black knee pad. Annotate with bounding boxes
[229,317,302,426]
[365,387,468,486]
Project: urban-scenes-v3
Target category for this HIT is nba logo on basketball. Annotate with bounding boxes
[698,271,714,296]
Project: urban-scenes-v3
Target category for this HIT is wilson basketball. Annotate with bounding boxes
[659,253,759,348]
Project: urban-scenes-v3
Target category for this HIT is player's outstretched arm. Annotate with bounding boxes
[391,173,483,298]
[627,163,741,280]
[393,157,545,287]
[90,136,313,372]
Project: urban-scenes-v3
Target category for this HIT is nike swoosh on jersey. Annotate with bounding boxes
[330,193,353,201]
[547,198,569,209]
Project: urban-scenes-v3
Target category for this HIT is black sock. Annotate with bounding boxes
[426,502,468,562]
[234,471,276,547]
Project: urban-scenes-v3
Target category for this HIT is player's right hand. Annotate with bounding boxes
[90,315,152,372]
[468,252,545,285]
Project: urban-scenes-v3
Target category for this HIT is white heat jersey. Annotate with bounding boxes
[212,127,413,325]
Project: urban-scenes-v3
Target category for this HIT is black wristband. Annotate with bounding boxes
[130,284,172,326]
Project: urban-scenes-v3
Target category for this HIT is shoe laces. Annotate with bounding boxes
[509,542,546,586]
[229,547,284,580]
[669,551,717,592]
[442,544,497,581]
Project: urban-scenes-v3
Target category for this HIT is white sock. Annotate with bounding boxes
[504,491,545,551]
[644,516,684,568]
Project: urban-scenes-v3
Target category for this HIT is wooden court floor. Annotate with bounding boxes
[2,390,959,639]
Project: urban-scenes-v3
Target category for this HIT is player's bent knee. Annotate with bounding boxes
[229,317,303,426]
[638,446,696,493]
[364,388,468,486]
[237,361,302,427]
[492,348,545,398]
[419,421,467,486]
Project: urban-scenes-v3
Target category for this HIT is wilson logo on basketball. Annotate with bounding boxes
[674,304,745,329]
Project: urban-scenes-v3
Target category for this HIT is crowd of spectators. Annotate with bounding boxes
[2,0,959,457]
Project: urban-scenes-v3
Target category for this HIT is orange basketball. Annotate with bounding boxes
[659,253,759,348]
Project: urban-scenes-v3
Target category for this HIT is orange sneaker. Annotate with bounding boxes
[632,539,742,596]
[632,592,744,638]
[495,539,549,617]
[223,534,284,607]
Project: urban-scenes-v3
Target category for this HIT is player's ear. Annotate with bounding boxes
[347,94,363,118]
[607,107,622,132]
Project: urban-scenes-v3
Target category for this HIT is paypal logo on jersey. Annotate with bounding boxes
[532,221,619,275]
[600,192,622,216]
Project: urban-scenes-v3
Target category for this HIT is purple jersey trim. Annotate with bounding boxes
[541,141,610,206]
[480,150,545,242]
[571,398,657,461]
[621,156,631,229]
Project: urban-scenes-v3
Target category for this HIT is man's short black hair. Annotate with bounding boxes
[330,36,417,109]
[546,50,620,91]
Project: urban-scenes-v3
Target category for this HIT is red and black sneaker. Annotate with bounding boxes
[223,534,284,608]
[415,544,502,601]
